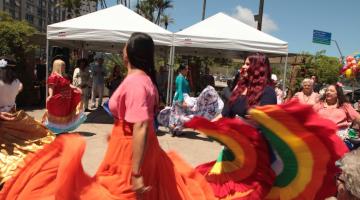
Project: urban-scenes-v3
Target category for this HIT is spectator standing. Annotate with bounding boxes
[156,65,168,104]
[200,67,215,90]
[311,75,322,93]
[221,79,233,103]
[90,56,106,108]
[106,64,122,97]
[293,78,320,105]
[73,59,91,111]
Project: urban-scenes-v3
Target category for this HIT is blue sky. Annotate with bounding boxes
[105,0,359,57]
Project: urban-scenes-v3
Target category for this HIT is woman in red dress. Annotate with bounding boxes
[43,58,86,134]
[0,33,214,200]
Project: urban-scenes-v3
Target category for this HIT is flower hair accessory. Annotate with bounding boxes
[0,59,7,68]
[336,82,343,87]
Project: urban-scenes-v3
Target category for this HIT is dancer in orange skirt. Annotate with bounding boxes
[0,32,214,200]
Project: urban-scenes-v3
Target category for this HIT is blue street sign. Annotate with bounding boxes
[312,30,331,45]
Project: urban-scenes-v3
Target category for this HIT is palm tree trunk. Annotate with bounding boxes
[155,10,162,25]
[202,0,206,20]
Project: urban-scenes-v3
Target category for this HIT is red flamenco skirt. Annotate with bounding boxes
[0,120,214,200]
[44,88,86,134]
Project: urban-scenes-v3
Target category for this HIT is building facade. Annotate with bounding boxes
[0,0,96,32]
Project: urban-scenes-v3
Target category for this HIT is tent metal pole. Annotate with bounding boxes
[45,39,49,101]
[168,45,175,105]
[282,54,288,92]
[166,46,173,105]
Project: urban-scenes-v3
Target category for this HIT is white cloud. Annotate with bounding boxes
[232,5,278,33]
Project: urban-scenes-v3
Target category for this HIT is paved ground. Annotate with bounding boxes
[25,107,222,175]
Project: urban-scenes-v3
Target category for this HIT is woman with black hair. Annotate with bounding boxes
[167,64,190,135]
[314,83,360,148]
[158,64,223,136]
[0,33,215,200]
[0,58,22,112]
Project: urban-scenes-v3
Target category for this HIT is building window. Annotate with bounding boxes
[26,14,34,23]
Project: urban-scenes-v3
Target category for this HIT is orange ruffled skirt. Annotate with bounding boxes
[0,120,214,200]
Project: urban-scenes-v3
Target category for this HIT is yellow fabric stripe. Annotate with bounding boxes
[210,160,242,174]
[195,129,245,174]
[250,109,313,200]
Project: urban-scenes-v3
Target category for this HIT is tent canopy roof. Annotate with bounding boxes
[47,4,172,46]
[174,12,288,55]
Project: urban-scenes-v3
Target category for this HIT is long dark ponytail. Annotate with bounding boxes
[126,32,158,89]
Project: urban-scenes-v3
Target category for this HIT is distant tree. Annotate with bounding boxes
[154,0,173,25]
[0,12,38,105]
[137,0,155,22]
[57,0,74,19]
[136,0,173,25]
[300,50,340,84]
[160,14,174,29]
[0,12,37,61]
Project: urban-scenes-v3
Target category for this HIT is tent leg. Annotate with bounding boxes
[166,46,173,105]
[166,45,176,106]
[282,54,288,92]
[45,40,49,101]
[169,45,175,105]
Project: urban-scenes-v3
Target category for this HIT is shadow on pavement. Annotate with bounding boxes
[76,131,97,137]
[85,108,114,124]
[20,105,45,112]
[177,131,214,142]
[156,129,168,136]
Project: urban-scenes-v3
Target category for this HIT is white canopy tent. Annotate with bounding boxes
[45,4,173,97]
[47,4,173,48]
[174,12,288,55]
[165,12,288,104]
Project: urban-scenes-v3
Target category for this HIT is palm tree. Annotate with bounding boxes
[154,0,173,25]
[73,0,82,17]
[137,0,155,22]
[88,0,106,10]
[136,0,173,24]
[57,0,73,19]
[160,14,174,29]
[117,0,131,8]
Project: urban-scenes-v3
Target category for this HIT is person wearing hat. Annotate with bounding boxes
[0,58,22,112]
[90,55,107,109]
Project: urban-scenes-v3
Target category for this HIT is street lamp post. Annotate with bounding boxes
[254,0,264,31]
[202,0,206,20]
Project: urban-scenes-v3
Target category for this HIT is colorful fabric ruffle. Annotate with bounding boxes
[0,121,215,200]
[43,102,86,134]
[0,110,55,184]
[249,100,348,200]
[186,100,348,200]
[185,117,275,199]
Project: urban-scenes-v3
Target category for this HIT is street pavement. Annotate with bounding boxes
[25,107,222,175]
